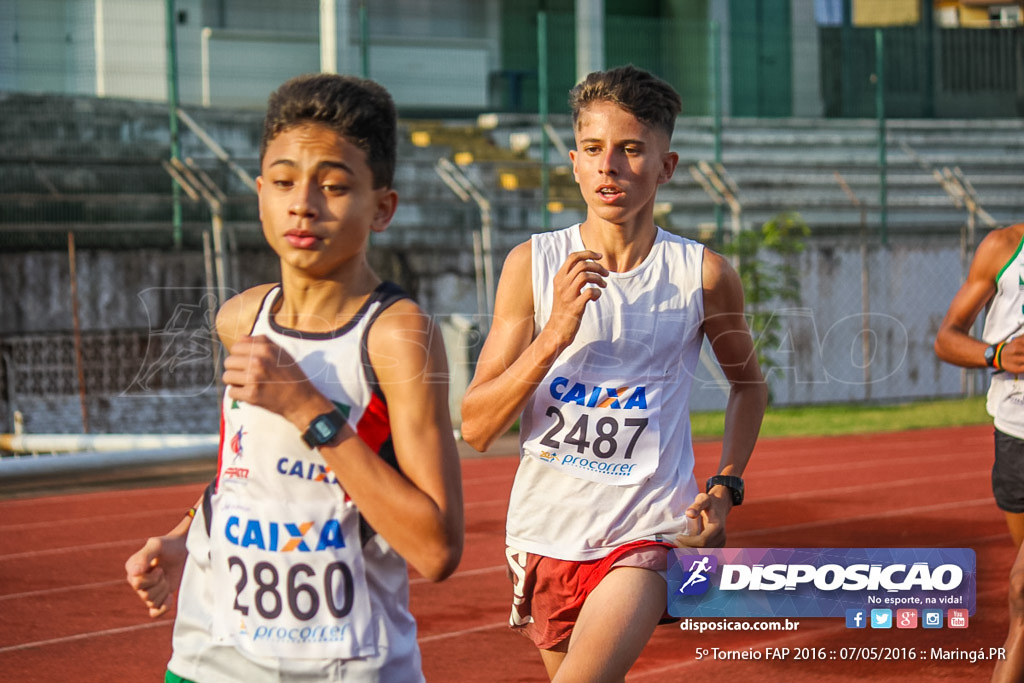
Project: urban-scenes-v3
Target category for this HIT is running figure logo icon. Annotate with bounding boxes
[677,555,718,596]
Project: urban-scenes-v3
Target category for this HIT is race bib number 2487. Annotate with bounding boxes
[523,378,660,486]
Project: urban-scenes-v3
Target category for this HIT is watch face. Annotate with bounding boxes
[304,412,342,447]
[314,419,334,439]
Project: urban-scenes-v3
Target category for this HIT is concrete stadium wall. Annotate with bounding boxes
[0,231,985,436]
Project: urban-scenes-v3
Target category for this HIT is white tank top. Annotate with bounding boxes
[983,235,1024,440]
[169,282,425,683]
[506,224,706,561]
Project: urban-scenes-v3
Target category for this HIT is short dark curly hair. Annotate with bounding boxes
[569,65,682,138]
[260,73,397,189]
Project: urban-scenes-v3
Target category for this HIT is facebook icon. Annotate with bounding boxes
[846,609,866,629]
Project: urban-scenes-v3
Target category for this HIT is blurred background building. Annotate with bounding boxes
[2,0,1023,117]
[1,0,1023,435]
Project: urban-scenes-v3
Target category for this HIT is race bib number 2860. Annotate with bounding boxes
[209,498,376,661]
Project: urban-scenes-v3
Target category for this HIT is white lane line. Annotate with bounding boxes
[417,621,508,643]
[0,579,124,602]
[749,470,986,503]
[410,565,505,586]
[0,509,186,532]
[0,485,204,508]
[0,566,507,603]
[746,450,985,479]
[734,498,995,539]
[0,538,146,561]
[747,432,990,460]
[0,620,171,654]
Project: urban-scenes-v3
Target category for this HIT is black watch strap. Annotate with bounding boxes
[706,474,744,506]
[301,409,347,448]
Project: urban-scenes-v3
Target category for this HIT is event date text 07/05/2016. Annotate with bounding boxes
[694,646,1006,663]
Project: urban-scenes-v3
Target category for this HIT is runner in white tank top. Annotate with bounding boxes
[167,283,422,682]
[125,74,463,683]
[937,223,1024,683]
[981,234,1024,440]
[461,65,766,681]
[508,223,705,560]
[936,223,1024,535]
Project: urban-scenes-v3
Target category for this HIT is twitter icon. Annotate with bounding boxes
[870,609,893,629]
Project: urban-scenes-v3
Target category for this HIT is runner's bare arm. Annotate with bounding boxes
[215,283,277,354]
[123,291,272,617]
[124,498,200,617]
[220,301,464,582]
[361,303,464,579]
[460,241,608,451]
[680,250,766,547]
[934,227,1024,372]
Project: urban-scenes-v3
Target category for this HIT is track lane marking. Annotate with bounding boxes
[410,564,505,586]
[0,509,190,532]
[0,538,146,561]
[0,620,171,654]
[741,451,987,479]
[0,579,124,602]
[417,621,508,643]
[747,470,987,503]
[735,498,996,539]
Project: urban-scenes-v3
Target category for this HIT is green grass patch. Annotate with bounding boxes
[690,396,990,440]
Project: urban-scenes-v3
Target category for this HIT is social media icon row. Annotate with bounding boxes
[845,608,968,629]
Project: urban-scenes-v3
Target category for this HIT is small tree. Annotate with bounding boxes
[721,211,810,401]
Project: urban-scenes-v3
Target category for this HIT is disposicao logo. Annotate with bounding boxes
[667,548,976,619]
[677,555,718,596]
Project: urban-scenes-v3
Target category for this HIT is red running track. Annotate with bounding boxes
[0,424,1014,682]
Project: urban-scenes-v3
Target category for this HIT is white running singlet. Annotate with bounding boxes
[983,235,1024,440]
[506,224,706,561]
[168,282,424,683]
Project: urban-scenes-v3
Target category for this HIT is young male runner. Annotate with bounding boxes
[933,222,1024,682]
[125,73,464,682]
[461,65,766,681]
[935,222,1024,546]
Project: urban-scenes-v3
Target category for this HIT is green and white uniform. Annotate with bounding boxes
[983,236,1024,440]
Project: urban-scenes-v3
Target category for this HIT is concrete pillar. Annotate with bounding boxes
[709,0,730,117]
[791,0,823,116]
[0,1,15,91]
[319,0,352,75]
[575,0,603,81]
